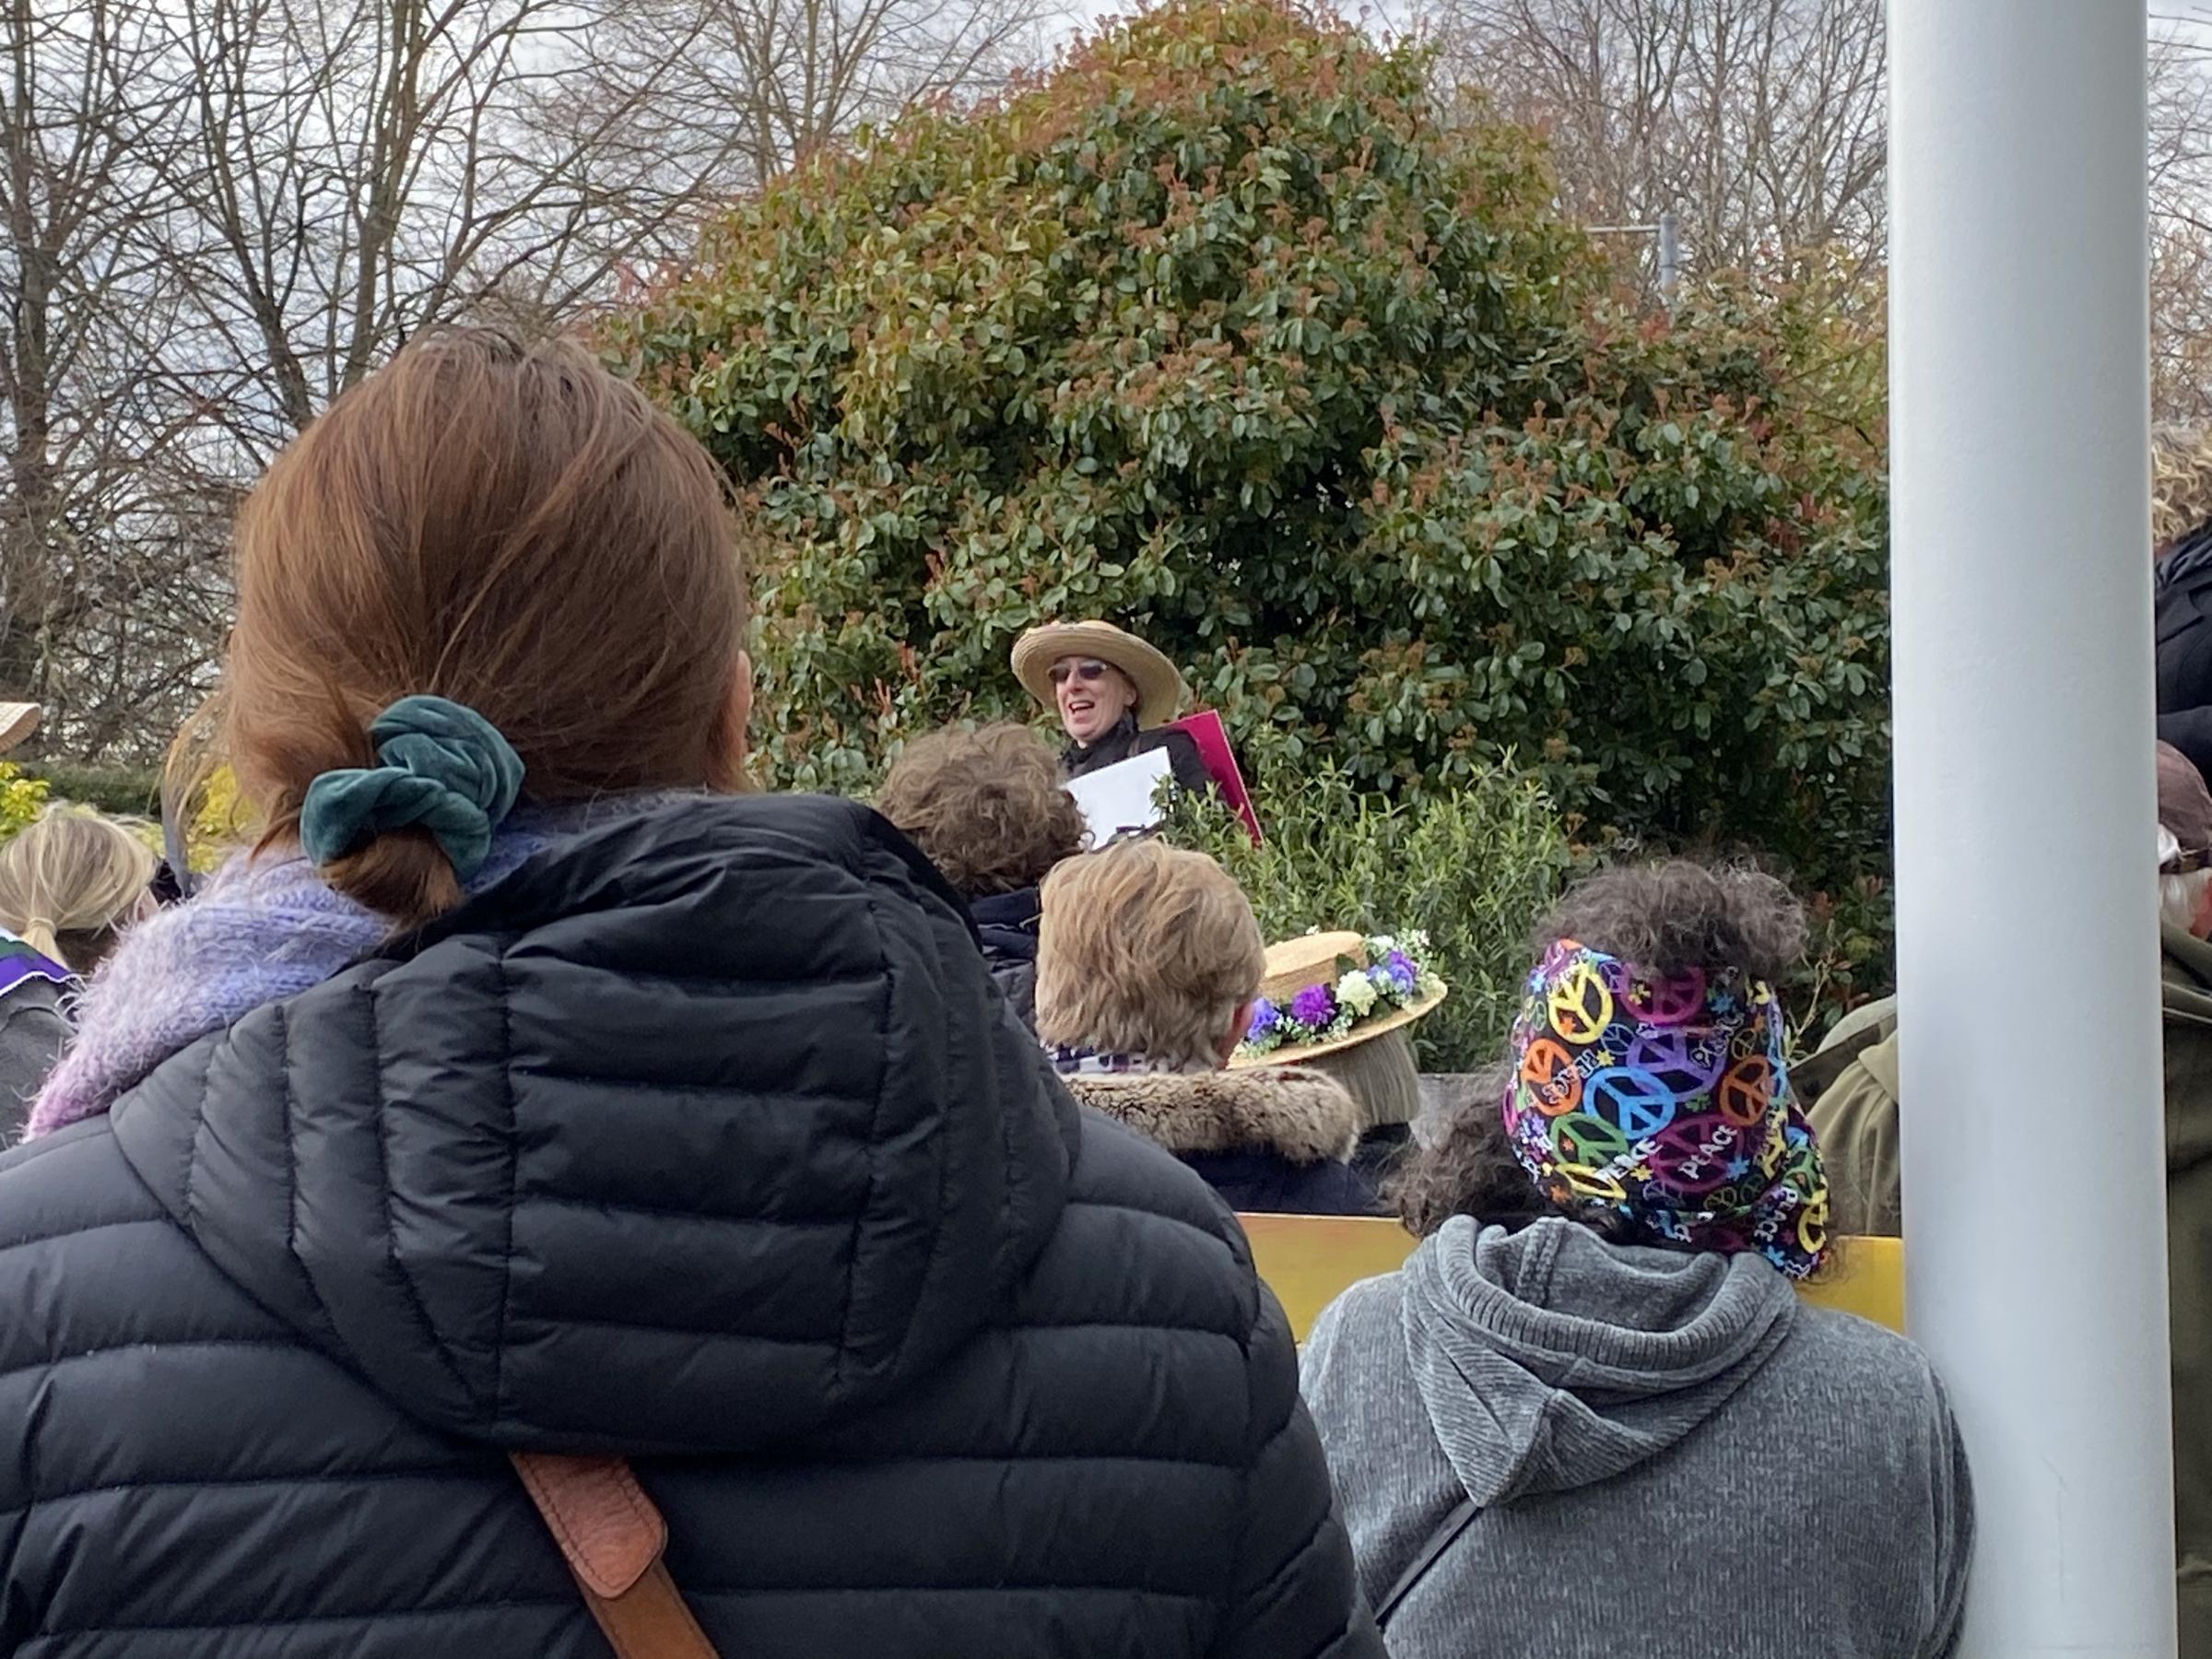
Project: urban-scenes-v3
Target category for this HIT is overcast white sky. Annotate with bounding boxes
[1050,2,2209,47]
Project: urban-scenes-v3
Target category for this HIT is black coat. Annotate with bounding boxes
[1182,1148,1382,1216]
[2160,526,2212,779]
[969,885,1041,1031]
[0,796,1378,1658]
[1065,715,1213,797]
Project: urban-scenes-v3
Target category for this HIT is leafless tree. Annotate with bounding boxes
[2150,17,2212,422]
[1412,0,1888,284]
[578,0,1056,195]
[0,0,234,759]
[0,0,1054,759]
[128,0,773,467]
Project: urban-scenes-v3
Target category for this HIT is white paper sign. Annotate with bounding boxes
[1065,748,1173,848]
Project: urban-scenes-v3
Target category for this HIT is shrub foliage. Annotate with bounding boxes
[612,0,1891,986]
[1165,762,1570,1070]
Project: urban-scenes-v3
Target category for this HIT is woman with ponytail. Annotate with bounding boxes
[0,330,1373,1659]
[0,804,157,1133]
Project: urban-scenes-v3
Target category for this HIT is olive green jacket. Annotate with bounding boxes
[1806,931,2212,1653]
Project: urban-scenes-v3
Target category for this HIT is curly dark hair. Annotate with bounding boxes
[1539,860,1804,983]
[877,723,1088,898]
[1388,859,1806,1241]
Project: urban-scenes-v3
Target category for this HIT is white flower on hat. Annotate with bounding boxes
[1335,971,1379,1016]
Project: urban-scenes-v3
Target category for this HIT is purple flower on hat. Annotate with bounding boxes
[1382,950,1418,994]
[1290,983,1336,1028]
[1246,998,1281,1040]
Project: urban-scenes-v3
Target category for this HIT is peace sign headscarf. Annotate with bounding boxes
[1501,938,1830,1280]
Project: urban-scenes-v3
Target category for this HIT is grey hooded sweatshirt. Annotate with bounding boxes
[1301,1217,1973,1657]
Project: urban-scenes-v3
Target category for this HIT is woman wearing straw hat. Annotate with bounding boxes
[1011,619,1211,794]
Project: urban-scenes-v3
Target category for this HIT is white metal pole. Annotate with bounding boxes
[1890,6,2171,1655]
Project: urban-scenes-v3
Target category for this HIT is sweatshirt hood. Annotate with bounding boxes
[108,794,1080,1457]
[1403,1215,1796,1505]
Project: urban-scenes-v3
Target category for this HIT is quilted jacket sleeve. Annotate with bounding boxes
[1212,1282,1384,1659]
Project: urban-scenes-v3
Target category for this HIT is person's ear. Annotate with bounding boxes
[1217,1000,1256,1067]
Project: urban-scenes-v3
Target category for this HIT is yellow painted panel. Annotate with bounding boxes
[1239,1213,1905,1342]
[1805,1234,1905,1331]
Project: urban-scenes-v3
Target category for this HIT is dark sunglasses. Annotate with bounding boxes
[1048,658,1112,688]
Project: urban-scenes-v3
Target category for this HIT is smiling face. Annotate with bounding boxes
[1051,655,1139,746]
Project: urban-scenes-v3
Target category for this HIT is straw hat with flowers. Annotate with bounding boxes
[0,702,40,757]
[1231,930,1448,1069]
[1011,620,1187,730]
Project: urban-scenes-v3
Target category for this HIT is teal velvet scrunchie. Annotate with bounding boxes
[299,695,524,878]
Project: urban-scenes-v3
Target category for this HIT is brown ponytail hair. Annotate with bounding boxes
[206,328,747,928]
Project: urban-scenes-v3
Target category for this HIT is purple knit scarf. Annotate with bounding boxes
[25,811,581,1139]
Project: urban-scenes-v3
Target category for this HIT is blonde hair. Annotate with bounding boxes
[1036,839,1265,1069]
[0,805,158,971]
[2154,424,2212,547]
[1300,1028,1422,1132]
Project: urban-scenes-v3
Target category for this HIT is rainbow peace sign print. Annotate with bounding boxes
[1501,939,1830,1281]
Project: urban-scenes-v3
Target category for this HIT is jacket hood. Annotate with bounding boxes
[108,795,1080,1457]
[1403,1215,1796,1505]
[1066,1064,1359,1164]
[969,886,1041,962]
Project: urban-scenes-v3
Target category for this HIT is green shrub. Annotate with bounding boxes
[0,764,49,841]
[20,763,159,818]
[1163,760,1571,1069]
[614,0,1893,1001]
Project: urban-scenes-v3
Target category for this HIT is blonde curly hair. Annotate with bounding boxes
[2154,424,2212,547]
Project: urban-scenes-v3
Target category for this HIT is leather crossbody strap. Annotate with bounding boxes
[1372,1496,1480,1630]
[512,1452,721,1659]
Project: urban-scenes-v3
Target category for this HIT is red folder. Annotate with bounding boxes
[1166,710,1262,844]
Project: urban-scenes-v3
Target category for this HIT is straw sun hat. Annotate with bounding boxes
[1230,930,1449,1069]
[1011,620,1187,730]
[0,702,40,757]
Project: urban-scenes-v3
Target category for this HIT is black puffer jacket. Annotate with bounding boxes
[0,796,1377,1658]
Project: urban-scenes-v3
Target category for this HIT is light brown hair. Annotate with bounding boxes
[876,724,1086,897]
[203,328,747,927]
[0,805,158,971]
[1036,839,1265,1069]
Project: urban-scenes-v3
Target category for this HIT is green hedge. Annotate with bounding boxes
[19,763,161,819]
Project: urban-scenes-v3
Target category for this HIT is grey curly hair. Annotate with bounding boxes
[1389,859,1806,1239]
[1537,861,1805,983]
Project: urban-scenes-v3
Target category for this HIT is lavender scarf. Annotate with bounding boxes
[25,804,611,1139]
